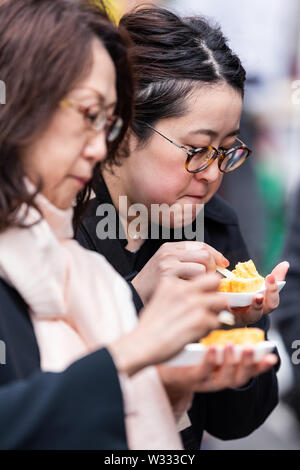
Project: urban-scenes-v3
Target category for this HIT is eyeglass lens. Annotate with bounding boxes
[187,147,248,173]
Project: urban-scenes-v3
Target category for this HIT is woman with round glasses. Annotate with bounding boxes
[76,7,288,449]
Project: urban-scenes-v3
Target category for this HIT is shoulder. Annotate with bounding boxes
[204,193,239,225]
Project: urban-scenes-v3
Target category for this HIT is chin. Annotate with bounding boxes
[50,194,75,210]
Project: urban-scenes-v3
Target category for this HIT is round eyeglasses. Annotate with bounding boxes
[60,98,123,143]
[146,124,251,174]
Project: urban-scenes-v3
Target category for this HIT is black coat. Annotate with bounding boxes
[0,279,127,450]
[76,178,279,449]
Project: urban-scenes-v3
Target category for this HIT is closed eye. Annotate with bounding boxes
[86,112,98,123]
[186,144,207,152]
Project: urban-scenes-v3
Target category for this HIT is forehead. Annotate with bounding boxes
[76,38,117,104]
[174,83,243,136]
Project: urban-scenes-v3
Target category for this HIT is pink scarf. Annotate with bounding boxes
[0,186,182,450]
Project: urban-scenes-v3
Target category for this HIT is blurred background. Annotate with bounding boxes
[105,0,300,449]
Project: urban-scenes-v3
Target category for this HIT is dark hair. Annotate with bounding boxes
[0,0,134,232]
[120,7,246,143]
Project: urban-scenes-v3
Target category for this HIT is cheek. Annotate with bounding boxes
[129,152,190,206]
[25,135,83,186]
[132,166,189,206]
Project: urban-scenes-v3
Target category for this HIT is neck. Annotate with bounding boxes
[102,167,129,215]
[103,169,147,251]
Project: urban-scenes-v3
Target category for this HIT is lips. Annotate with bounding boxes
[71,176,91,186]
[186,194,206,200]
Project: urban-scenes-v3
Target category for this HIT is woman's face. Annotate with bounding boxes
[21,39,117,210]
[121,82,243,224]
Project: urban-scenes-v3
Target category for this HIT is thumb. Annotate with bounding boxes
[270,261,290,281]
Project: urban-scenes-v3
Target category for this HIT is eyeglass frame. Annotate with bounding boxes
[60,91,123,142]
[145,123,251,174]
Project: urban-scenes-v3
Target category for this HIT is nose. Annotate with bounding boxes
[193,156,221,183]
[82,130,107,164]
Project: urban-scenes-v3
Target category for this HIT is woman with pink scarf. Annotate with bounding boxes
[0,0,277,449]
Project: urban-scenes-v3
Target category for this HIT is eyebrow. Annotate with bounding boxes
[188,128,240,138]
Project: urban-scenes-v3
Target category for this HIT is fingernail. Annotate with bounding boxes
[223,257,230,267]
[255,297,264,305]
[208,347,217,355]
[244,348,254,356]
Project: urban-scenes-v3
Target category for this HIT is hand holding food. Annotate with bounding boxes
[159,325,277,409]
[158,341,278,399]
[218,259,289,325]
[131,241,229,303]
[109,273,228,376]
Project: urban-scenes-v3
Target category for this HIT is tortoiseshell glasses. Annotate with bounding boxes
[146,124,251,173]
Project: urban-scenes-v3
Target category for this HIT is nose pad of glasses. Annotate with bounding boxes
[217,151,227,170]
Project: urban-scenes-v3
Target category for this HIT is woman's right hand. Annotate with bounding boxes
[108,273,229,376]
[131,241,229,304]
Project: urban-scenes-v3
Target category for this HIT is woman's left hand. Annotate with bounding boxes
[157,346,278,414]
[230,261,290,326]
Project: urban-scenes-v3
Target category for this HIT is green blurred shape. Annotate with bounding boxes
[255,162,286,276]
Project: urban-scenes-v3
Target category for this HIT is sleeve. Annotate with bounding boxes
[0,348,128,450]
[202,367,278,440]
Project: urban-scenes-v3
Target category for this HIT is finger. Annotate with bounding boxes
[270,261,290,282]
[169,352,220,394]
[176,262,207,279]
[179,250,215,272]
[188,348,220,391]
[213,344,238,387]
[181,309,220,344]
[233,348,256,387]
[251,354,278,376]
[208,298,231,314]
[175,241,229,268]
[199,292,230,313]
[192,348,218,381]
[194,314,221,339]
[201,242,230,269]
[188,273,222,293]
[264,274,279,313]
